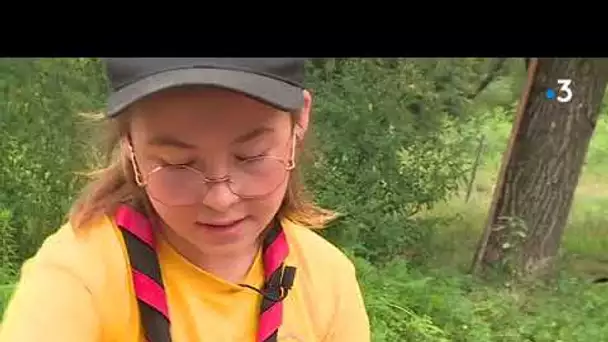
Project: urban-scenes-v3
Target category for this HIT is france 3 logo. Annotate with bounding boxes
[545,79,573,103]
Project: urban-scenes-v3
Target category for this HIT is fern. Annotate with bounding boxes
[0,208,19,280]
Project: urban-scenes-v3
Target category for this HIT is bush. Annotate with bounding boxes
[304,59,491,262]
[355,256,608,342]
[0,284,14,318]
[0,58,107,261]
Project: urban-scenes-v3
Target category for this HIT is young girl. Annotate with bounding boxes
[0,58,370,342]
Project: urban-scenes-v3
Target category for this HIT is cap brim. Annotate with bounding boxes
[106,68,305,117]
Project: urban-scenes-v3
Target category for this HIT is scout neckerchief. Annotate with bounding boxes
[114,203,294,342]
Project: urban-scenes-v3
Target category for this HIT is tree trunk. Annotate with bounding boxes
[471,58,608,278]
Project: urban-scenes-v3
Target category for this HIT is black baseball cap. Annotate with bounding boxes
[103,58,307,118]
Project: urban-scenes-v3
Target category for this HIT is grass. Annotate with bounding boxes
[0,283,14,317]
[360,257,608,341]
[424,114,608,277]
[372,114,608,341]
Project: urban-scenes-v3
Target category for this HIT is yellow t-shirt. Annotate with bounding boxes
[0,214,370,342]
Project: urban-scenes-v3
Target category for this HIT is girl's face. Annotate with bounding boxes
[127,86,310,257]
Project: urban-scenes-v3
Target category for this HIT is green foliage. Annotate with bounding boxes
[585,113,608,176]
[0,209,19,279]
[0,58,107,260]
[356,257,608,342]
[304,58,495,262]
[0,284,14,319]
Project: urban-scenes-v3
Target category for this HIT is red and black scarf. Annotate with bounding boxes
[114,204,292,342]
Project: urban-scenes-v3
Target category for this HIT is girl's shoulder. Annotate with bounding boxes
[282,219,358,280]
[23,213,130,295]
[280,219,368,340]
[3,214,142,341]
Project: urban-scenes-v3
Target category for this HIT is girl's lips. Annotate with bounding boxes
[195,218,246,230]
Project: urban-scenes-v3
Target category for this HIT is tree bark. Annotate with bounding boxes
[472,58,608,277]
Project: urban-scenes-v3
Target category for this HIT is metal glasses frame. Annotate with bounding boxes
[127,133,297,204]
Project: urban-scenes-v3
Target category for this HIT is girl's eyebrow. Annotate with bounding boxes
[146,135,198,149]
[145,126,275,149]
[233,126,275,144]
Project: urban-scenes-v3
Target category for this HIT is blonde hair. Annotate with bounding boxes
[68,107,339,231]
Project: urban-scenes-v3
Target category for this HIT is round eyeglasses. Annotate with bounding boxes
[128,134,296,207]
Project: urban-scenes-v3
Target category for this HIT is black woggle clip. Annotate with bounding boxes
[239,266,297,303]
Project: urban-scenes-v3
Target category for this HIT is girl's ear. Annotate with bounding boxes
[120,136,132,160]
[295,89,312,140]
